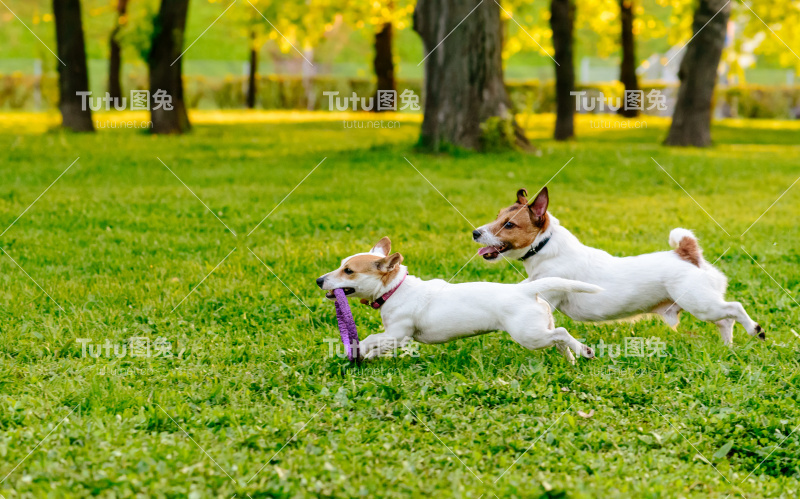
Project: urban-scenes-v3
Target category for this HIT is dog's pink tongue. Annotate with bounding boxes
[478,246,498,256]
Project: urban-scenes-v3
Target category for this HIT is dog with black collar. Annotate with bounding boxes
[472,187,763,345]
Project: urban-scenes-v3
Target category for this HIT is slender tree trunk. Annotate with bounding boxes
[148,0,191,134]
[618,0,639,118]
[108,0,129,101]
[551,0,575,140]
[413,0,529,151]
[373,22,396,112]
[246,29,258,109]
[53,0,94,132]
[665,0,730,146]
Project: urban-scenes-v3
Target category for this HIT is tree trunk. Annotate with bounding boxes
[551,0,575,140]
[413,0,529,151]
[618,0,639,118]
[108,0,129,101]
[665,0,730,147]
[148,0,191,134]
[246,29,258,109]
[53,0,94,132]
[373,22,396,112]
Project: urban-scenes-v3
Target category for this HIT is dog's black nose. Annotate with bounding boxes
[472,229,481,241]
[315,276,325,288]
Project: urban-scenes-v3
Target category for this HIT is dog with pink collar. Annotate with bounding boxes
[316,237,603,363]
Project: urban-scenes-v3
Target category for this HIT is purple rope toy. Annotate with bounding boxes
[333,288,359,362]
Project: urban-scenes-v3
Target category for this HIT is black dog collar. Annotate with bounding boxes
[519,236,551,261]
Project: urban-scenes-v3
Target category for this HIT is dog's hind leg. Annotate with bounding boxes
[530,295,577,363]
[716,318,734,346]
[507,325,593,364]
[674,292,764,341]
[555,343,576,365]
[723,301,763,340]
[552,327,595,360]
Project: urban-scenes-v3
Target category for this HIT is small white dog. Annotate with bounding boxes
[316,237,603,363]
[472,187,764,345]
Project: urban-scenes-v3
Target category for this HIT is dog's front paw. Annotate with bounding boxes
[359,347,382,361]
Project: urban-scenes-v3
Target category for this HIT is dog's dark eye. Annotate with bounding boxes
[343,268,354,275]
[504,221,516,229]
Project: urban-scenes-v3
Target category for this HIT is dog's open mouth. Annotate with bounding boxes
[325,287,355,299]
[478,244,508,260]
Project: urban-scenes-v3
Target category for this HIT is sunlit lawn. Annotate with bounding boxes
[0,111,799,498]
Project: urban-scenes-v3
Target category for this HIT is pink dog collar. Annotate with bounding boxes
[369,270,407,309]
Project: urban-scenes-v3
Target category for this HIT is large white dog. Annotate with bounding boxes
[472,187,763,345]
[316,237,603,363]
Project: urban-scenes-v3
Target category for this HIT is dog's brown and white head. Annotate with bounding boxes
[472,187,550,261]
[316,236,404,300]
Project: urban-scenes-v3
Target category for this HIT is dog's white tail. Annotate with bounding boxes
[669,228,703,267]
[523,277,603,296]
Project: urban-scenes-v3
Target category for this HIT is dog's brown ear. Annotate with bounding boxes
[376,252,403,272]
[370,237,391,257]
[516,188,528,205]
[528,187,549,218]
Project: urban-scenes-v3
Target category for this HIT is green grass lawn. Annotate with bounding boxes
[0,112,799,498]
